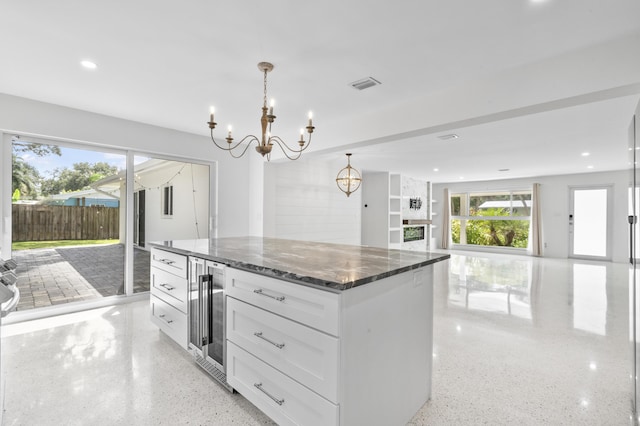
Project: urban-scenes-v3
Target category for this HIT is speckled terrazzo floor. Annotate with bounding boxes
[1,252,633,425]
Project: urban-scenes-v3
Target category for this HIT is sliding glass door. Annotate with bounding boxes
[8,135,127,309]
[130,155,211,294]
[3,134,214,312]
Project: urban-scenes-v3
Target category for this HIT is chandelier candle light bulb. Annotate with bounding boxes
[209,107,216,126]
[206,61,315,161]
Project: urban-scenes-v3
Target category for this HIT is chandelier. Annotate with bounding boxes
[207,62,315,161]
[336,153,362,197]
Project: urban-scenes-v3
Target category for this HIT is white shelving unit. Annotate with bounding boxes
[388,173,402,249]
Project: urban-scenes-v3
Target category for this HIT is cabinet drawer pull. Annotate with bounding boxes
[254,332,285,349]
[254,382,284,406]
[159,314,173,324]
[157,258,176,266]
[253,288,285,302]
[159,283,175,291]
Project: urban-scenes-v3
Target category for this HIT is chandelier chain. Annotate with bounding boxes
[263,70,268,108]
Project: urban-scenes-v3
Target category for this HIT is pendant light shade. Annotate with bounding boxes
[336,153,362,197]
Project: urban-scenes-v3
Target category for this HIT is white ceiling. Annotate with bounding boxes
[2,0,640,183]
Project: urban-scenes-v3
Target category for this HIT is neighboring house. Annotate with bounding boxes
[478,200,532,215]
[91,158,210,247]
[40,188,120,207]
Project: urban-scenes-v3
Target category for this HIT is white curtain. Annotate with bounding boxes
[441,188,450,249]
[530,183,543,256]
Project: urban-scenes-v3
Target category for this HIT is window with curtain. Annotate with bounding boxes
[451,190,532,249]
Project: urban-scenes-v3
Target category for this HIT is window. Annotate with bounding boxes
[450,190,532,249]
[162,184,174,217]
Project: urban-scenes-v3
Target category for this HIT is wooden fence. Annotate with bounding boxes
[12,204,119,241]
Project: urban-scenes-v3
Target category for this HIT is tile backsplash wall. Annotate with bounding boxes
[402,176,428,221]
[402,176,429,251]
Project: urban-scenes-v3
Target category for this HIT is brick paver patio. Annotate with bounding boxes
[11,244,150,311]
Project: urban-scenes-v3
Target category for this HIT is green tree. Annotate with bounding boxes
[13,142,61,157]
[12,154,41,198]
[11,142,61,200]
[451,207,529,248]
[41,162,118,196]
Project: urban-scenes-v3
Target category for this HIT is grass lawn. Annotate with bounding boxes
[12,239,119,250]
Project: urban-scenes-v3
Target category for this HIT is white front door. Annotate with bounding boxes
[569,186,612,260]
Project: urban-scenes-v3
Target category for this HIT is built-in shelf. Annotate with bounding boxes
[402,219,432,225]
[389,174,401,197]
[362,172,435,250]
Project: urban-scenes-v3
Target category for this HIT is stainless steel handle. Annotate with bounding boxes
[199,274,211,354]
[159,283,175,291]
[254,383,284,406]
[253,289,285,302]
[158,258,176,266]
[630,215,637,264]
[159,314,173,324]
[254,332,285,349]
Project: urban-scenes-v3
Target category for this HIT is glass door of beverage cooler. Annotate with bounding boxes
[188,257,225,369]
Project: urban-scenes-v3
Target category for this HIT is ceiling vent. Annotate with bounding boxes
[350,77,381,91]
[437,134,459,140]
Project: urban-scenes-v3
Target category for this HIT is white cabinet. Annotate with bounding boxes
[227,297,339,402]
[226,268,341,425]
[227,342,339,426]
[150,247,189,349]
[226,266,434,426]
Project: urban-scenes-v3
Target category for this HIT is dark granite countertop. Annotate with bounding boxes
[149,237,449,292]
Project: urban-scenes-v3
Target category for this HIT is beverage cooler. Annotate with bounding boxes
[187,257,232,391]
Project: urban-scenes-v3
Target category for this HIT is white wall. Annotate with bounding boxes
[136,162,210,242]
[0,93,256,245]
[432,170,630,262]
[264,157,361,245]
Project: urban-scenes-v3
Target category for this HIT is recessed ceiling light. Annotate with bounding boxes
[81,60,97,70]
[581,152,590,157]
[433,168,439,172]
[459,176,464,180]
[587,165,594,169]
[438,134,459,140]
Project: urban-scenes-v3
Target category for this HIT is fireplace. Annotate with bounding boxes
[403,226,425,242]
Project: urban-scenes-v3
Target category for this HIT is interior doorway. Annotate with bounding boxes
[569,186,612,260]
[134,190,146,247]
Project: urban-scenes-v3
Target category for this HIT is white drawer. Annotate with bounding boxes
[226,268,340,336]
[227,297,339,402]
[150,294,188,349]
[227,342,339,426]
[151,247,187,279]
[151,267,188,312]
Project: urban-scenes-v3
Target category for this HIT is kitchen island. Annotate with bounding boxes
[149,237,449,426]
